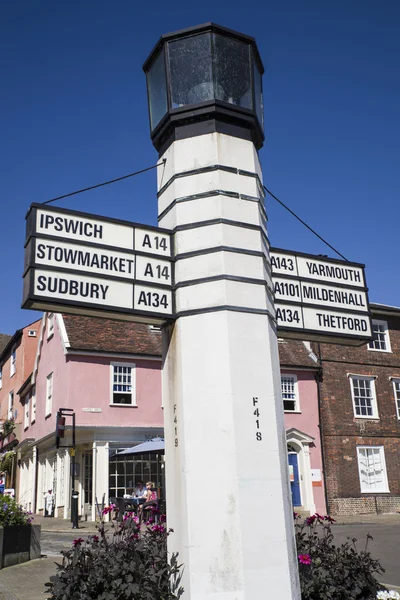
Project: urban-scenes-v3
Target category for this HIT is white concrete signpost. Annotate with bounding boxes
[271,248,371,344]
[22,204,174,324]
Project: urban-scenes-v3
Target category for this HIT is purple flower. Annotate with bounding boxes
[72,538,84,547]
[151,524,166,533]
[298,554,312,565]
[306,515,316,526]
[92,535,99,543]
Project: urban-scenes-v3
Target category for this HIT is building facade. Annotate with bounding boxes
[316,303,400,515]
[17,313,163,520]
[279,339,326,515]
[0,321,40,490]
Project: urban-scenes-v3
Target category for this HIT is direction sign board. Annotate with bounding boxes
[270,248,372,345]
[22,204,175,325]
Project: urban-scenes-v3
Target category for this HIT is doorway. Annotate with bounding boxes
[288,451,301,507]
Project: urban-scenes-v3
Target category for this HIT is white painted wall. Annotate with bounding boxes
[159,132,300,600]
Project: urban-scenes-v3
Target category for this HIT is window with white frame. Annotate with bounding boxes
[31,386,36,423]
[47,313,54,339]
[10,346,16,377]
[111,363,135,405]
[349,375,378,418]
[357,446,389,493]
[8,391,14,420]
[0,366,2,389]
[281,374,299,412]
[46,373,53,416]
[24,392,30,429]
[368,320,391,352]
[392,378,400,420]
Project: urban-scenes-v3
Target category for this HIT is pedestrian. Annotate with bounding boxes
[44,489,54,517]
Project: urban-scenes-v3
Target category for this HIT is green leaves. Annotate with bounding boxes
[296,515,386,599]
[46,515,183,600]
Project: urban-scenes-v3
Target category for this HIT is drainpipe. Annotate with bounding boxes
[316,343,330,516]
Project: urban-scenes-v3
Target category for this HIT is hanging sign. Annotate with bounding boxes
[22,204,175,325]
[271,248,372,345]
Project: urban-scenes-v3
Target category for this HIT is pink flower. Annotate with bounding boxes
[92,535,99,543]
[293,512,299,519]
[73,538,84,547]
[324,515,336,523]
[298,554,312,565]
[151,524,166,533]
[306,515,316,526]
[102,503,117,515]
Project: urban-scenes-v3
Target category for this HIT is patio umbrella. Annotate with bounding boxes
[117,437,165,455]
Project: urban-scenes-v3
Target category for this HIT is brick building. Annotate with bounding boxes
[0,320,40,490]
[315,303,400,515]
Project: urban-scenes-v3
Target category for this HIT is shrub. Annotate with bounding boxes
[295,513,386,600]
[0,494,33,526]
[46,508,183,600]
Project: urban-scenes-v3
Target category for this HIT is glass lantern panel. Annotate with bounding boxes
[168,33,213,108]
[213,34,252,110]
[253,56,264,129]
[147,48,168,130]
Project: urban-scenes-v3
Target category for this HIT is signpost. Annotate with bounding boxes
[271,248,372,345]
[22,204,174,324]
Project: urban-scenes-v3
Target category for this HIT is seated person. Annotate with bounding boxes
[134,481,146,499]
[139,481,158,517]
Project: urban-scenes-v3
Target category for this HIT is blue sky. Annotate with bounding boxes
[1,1,399,334]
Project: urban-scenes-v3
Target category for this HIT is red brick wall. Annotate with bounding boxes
[313,312,400,515]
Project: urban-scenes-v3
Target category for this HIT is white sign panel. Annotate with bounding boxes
[23,204,175,325]
[32,238,136,279]
[274,277,368,312]
[27,238,173,285]
[271,251,365,288]
[271,248,371,345]
[34,269,133,309]
[35,207,134,249]
[28,204,173,258]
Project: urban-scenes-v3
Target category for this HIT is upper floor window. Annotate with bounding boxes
[281,375,299,412]
[392,378,400,420]
[10,346,16,377]
[24,392,30,429]
[357,446,389,493]
[31,386,36,423]
[46,373,53,416]
[8,391,14,420]
[368,320,391,352]
[47,313,54,339]
[111,363,136,406]
[0,366,2,389]
[349,375,378,418]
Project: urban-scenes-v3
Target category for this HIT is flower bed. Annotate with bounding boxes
[295,512,386,599]
[0,494,40,568]
[46,504,183,600]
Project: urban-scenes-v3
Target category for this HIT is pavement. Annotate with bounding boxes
[0,514,399,599]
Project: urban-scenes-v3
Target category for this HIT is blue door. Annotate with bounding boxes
[288,453,301,507]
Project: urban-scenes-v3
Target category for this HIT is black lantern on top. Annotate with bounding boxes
[143,23,264,153]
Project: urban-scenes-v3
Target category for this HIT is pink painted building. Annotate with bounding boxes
[0,320,40,489]
[279,339,326,515]
[17,313,163,520]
